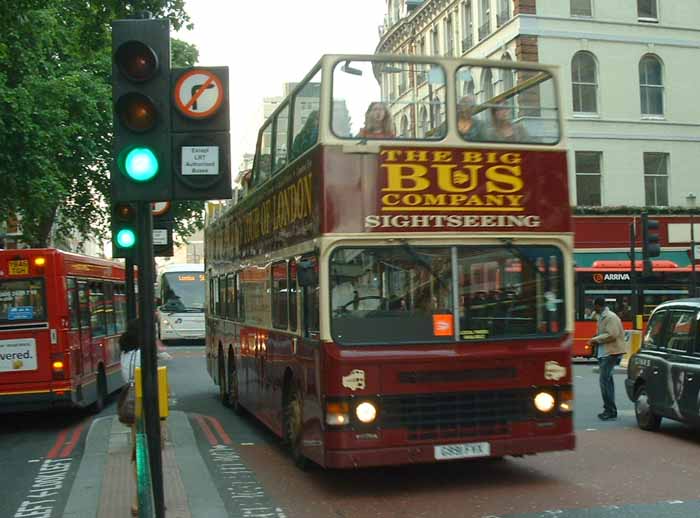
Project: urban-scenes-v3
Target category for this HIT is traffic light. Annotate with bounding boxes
[112,203,139,260]
[111,18,171,202]
[641,212,660,275]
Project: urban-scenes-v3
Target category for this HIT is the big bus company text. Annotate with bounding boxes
[205,55,575,469]
[0,248,127,413]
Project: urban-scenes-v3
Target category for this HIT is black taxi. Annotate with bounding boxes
[625,298,700,431]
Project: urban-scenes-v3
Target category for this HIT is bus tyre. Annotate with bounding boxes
[635,385,661,431]
[226,359,243,415]
[284,386,308,469]
[91,370,106,414]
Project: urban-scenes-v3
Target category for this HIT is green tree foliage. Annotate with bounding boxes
[0,1,205,249]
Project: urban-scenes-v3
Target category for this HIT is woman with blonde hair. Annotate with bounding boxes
[358,102,395,138]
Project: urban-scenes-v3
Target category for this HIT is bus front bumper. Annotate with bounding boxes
[323,433,576,469]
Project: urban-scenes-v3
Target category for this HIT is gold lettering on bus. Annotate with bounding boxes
[380,149,526,212]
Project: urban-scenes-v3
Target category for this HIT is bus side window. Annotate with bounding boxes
[272,261,289,330]
[66,278,79,329]
[289,260,298,332]
[104,283,117,336]
[227,273,236,320]
[236,272,245,321]
[299,256,319,339]
[114,284,127,333]
[78,281,90,330]
[89,282,106,338]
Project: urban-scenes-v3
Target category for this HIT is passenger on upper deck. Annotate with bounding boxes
[485,100,529,142]
[456,95,485,141]
[358,102,395,139]
[291,110,319,159]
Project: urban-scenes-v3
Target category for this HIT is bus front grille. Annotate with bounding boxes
[380,389,531,441]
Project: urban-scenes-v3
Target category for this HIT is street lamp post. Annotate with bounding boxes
[687,192,697,298]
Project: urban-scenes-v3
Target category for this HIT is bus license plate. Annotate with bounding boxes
[8,260,29,275]
[434,441,490,460]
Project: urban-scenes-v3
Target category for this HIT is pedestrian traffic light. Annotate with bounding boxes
[112,202,139,260]
[111,17,171,202]
[641,212,660,275]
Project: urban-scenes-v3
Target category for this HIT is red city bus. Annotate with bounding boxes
[0,248,128,412]
[205,55,574,468]
[573,260,691,358]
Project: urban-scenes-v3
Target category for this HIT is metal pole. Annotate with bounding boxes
[137,201,165,518]
[691,211,696,297]
[630,221,639,328]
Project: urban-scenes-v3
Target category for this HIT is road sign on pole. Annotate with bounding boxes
[170,67,232,201]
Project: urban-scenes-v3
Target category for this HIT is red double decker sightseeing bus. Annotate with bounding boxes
[205,54,574,468]
[0,248,127,412]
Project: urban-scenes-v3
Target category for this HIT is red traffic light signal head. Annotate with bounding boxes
[115,202,137,221]
[116,92,157,132]
[115,41,158,82]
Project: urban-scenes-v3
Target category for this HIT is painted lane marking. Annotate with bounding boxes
[13,458,73,518]
[46,429,70,459]
[209,445,286,517]
[204,415,232,445]
[194,414,218,446]
[58,423,85,458]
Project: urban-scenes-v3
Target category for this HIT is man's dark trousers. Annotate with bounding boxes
[599,354,622,415]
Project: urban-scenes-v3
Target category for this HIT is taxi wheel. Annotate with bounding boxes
[283,385,309,470]
[635,385,661,431]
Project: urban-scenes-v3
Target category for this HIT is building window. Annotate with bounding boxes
[461,1,473,52]
[644,152,669,206]
[575,151,602,206]
[639,55,663,116]
[497,0,511,27]
[638,0,658,21]
[478,0,490,40]
[571,51,598,114]
[444,16,455,56]
[480,68,493,104]
[571,0,592,17]
[431,27,440,55]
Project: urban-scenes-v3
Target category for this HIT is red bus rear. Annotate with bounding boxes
[0,248,127,412]
[573,260,691,357]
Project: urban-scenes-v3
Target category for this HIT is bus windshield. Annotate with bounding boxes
[161,272,205,312]
[331,58,560,144]
[0,279,46,322]
[330,245,565,345]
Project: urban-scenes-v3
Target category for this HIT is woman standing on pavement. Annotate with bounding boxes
[119,319,141,517]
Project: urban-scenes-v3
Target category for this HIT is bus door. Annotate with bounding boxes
[76,281,93,377]
[65,278,84,377]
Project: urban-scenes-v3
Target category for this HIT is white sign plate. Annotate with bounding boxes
[434,441,491,460]
[182,146,219,176]
[0,338,38,372]
[153,229,168,246]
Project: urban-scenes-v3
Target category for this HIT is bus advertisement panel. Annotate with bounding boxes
[0,248,127,413]
[206,55,574,469]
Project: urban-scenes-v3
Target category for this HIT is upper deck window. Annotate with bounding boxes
[455,65,560,145]
[0,279,46,322]
[331,59,447,141]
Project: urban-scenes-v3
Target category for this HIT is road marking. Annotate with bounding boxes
[13,458,73,518]
[58,423,85,458]
[585,428,597,431]
[194,414,218,446]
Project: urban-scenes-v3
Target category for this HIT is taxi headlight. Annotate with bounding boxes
[534,392,556,413]
[355,401,377,424]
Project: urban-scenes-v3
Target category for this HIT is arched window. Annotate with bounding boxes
[463,80,475,97]
[419,106,428,137]
[639,54,663,116]
[400,114,409,137]
[500,53,514,93]
[480,68,493,104]
[571,51,598,114]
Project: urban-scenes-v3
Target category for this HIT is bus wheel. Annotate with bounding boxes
[283,386,308,469]
[218,352,228,405]
[635,385,661,431]
[226,360,243,415]
[91,370,106,414]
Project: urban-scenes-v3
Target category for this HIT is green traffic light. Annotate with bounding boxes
[124,147,159,182]
[116,228,137,248]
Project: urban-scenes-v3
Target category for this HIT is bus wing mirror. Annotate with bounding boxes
[342,61,363,76]
[297,260,318,287]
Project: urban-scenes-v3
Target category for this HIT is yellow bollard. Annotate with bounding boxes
[134,366,169,419]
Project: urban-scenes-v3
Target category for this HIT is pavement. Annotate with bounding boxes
[63,411,228,518]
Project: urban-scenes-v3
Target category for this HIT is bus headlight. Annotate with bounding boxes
[534,392,556,413]
[325,401,350,426]
[558,389,573,413]
[355,401,377,424]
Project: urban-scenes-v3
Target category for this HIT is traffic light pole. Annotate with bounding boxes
[630,221,639,329]
[136,202,165,518]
